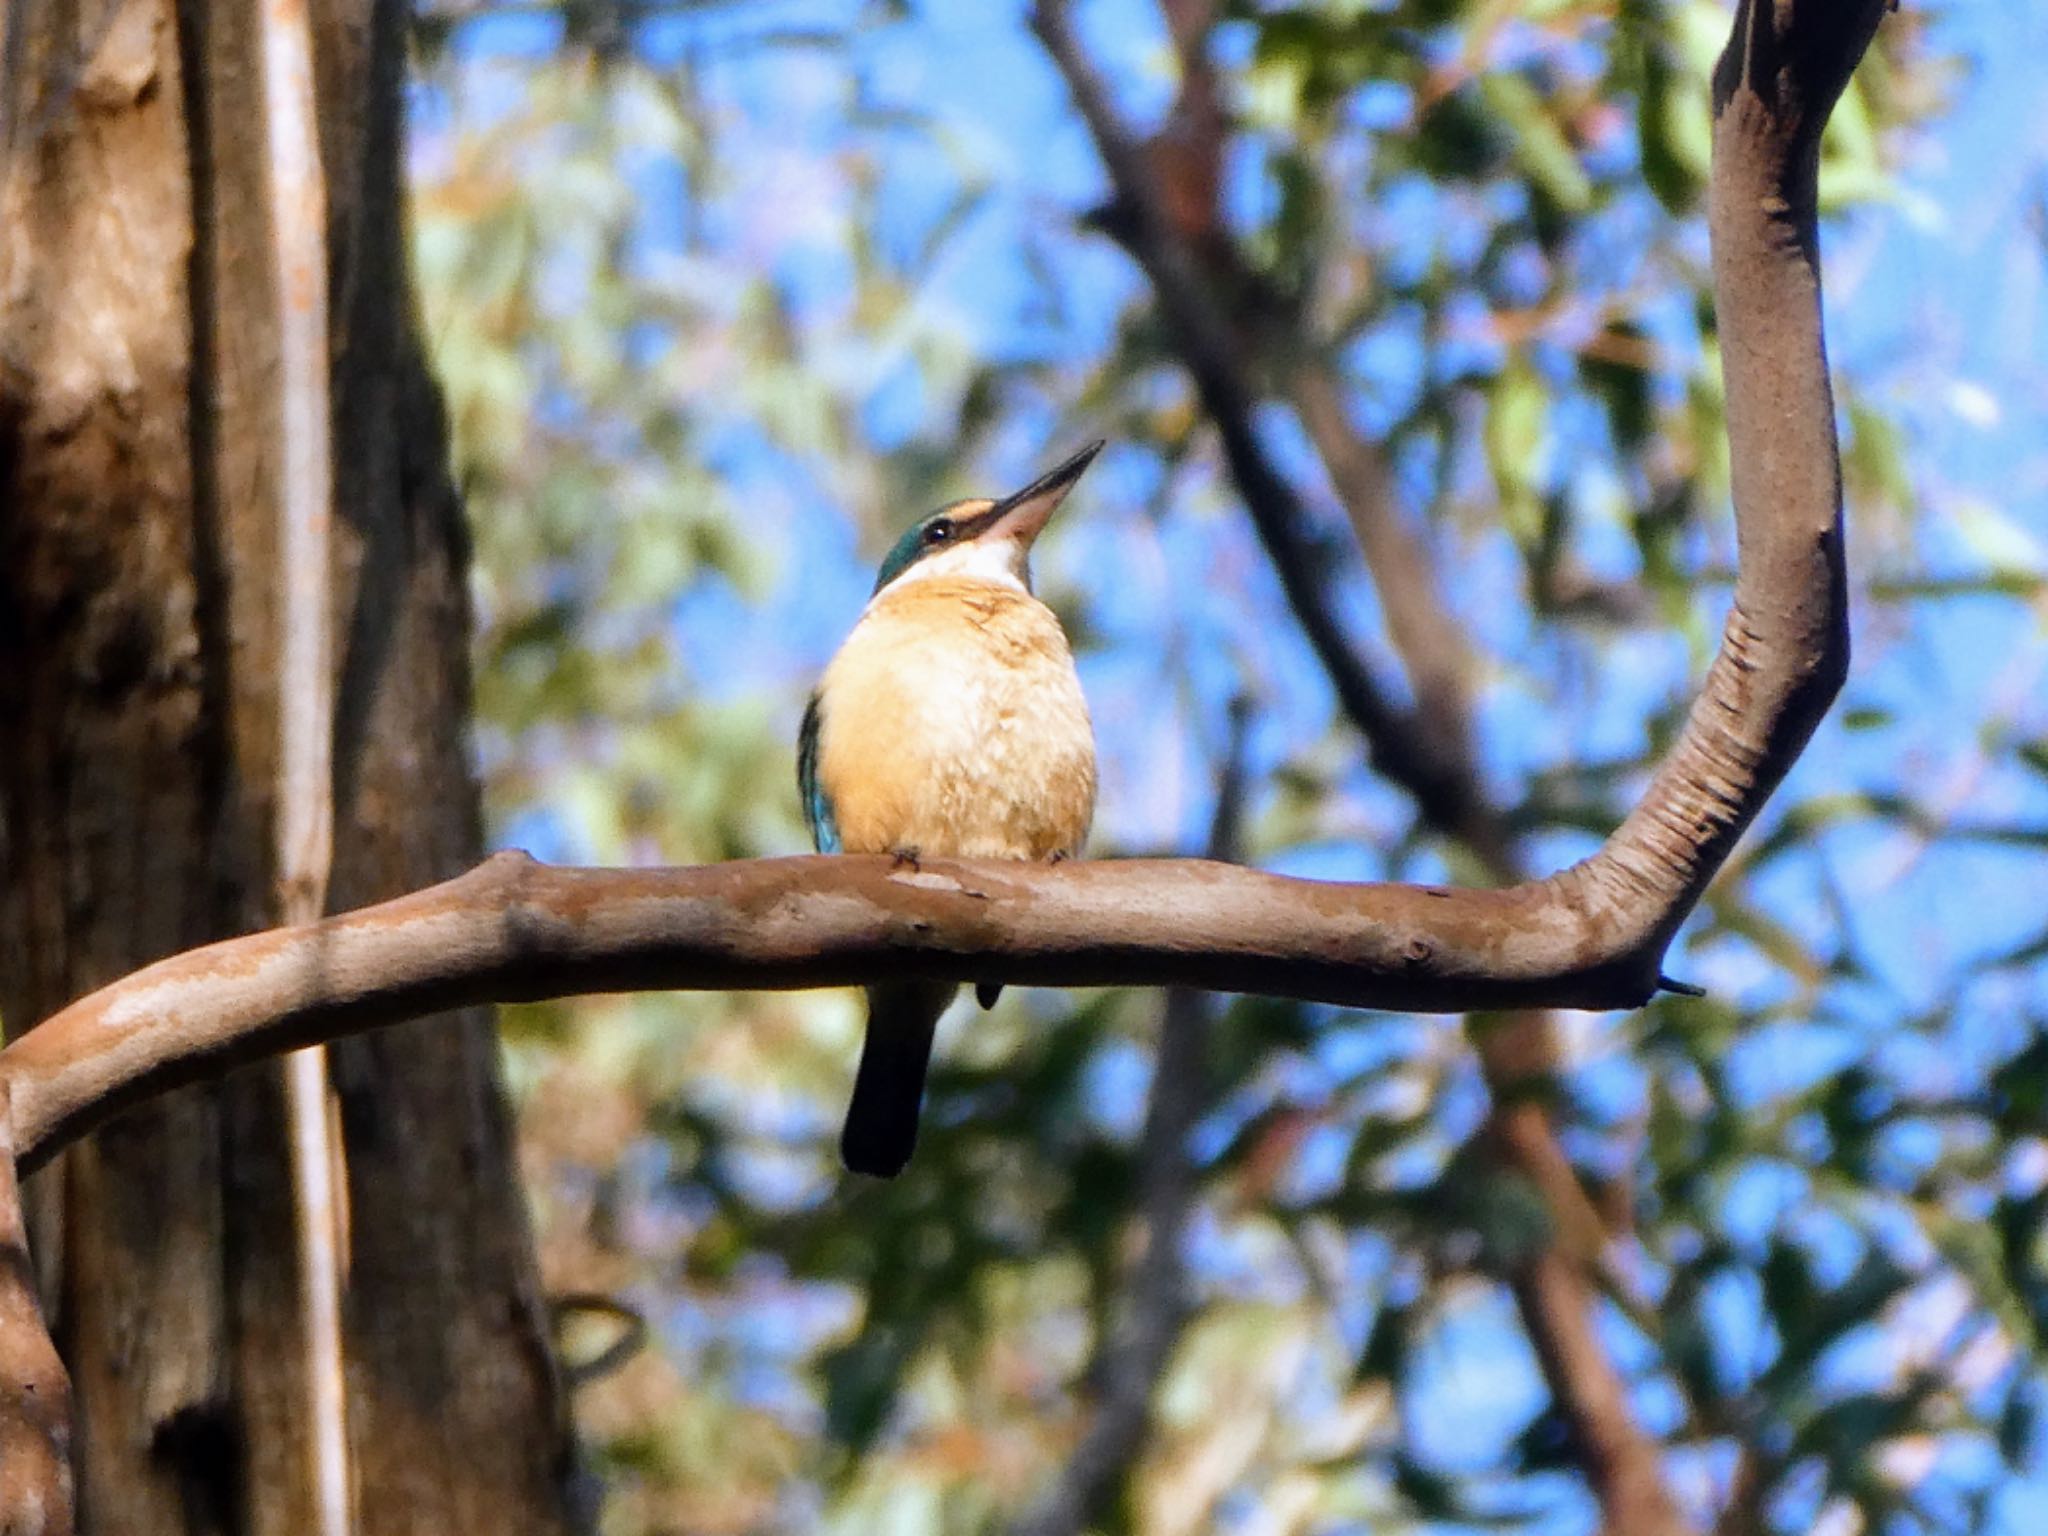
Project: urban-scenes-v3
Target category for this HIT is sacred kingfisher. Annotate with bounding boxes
[800,442,1103,1176]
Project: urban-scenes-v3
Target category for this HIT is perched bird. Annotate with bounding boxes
[800,443,1102,1177]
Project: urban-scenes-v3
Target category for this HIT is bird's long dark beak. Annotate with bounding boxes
[980,440,1105,548]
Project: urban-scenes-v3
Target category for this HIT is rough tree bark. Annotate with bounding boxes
[0,1,571,1531]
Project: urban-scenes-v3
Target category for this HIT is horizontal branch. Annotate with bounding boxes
[0,850,1668,1173]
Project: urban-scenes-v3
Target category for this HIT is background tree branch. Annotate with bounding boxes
[1028,0,1484,839]
[1014,698,1250,1536]
[1028,3,1686,1527]
[1027,0,1880,1529]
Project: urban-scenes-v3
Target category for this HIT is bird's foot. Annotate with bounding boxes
[889,845,923,872]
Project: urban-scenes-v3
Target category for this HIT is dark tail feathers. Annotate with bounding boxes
[841,981,954,1177]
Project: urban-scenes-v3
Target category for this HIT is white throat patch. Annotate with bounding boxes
[876,536,1032,599]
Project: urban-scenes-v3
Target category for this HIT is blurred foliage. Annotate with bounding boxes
[408,1,2048,1533]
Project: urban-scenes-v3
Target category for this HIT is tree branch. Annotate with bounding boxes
[1015,699,1250,1536]
[1029,2,1881,1533]
[1030,5,1680,1527]
[1589,0,1871,935]
[1030,0,1859,941]
[1282,363,1500,867]
[1028,0,1485,842]
[1024,0,1598,1281]
[1,849,1676,1176]
[1512,1248,1682,1535]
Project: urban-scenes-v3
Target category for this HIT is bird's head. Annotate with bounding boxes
[872,440,1104,597]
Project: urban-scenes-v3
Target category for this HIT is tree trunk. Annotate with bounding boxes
[0,1,573,1531]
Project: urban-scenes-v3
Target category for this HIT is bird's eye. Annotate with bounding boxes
[923,518,954,546]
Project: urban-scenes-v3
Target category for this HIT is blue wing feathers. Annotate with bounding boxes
[797,692,840,853]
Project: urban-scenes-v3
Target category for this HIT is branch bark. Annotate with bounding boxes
[2,848,1678,1175]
